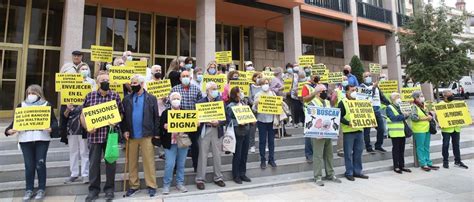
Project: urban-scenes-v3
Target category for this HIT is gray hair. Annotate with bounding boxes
[130,74,145,83]
[390,92,400,101]
[206,81,217,90]
[411,91,422,99]
[151,65,161,73]
[25,84,45,100]
[169,92,182,100]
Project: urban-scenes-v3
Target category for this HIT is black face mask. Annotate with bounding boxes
[314,77,320,84]
[447,95,454,102]
[131,85,141,93]
[320,91,328,100]
[343,70,349,75]
[100,82,110,91]
[154,72,162,79]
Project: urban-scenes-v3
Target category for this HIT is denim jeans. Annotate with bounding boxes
[20,141,50,191]
[304,137,313,160]
[233,126,250,178]
[442,132,461,164]
[343,132,364,176]
[364,109,385,150]
[257,121,275,163]
[163,144,189,187]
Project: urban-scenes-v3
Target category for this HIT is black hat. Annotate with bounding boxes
[72,50,83,56]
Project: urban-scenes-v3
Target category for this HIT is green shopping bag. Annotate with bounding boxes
[104,128,119,164]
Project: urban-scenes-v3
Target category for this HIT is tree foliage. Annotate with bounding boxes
[349,55,365,84]
[398,3,473,98]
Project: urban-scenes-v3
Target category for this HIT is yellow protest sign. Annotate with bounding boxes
[283,78,293,93]
[379,80,399,95]
[369,63,381,74]
[109,83,124,99]
[55,73,83,92]
[328,72,343,84]
[91,45,113,62]
[168,110,198,133]
[215,51,232,64]
[82,100,122,131]
[257,95,282,115]
[195,101,226,122]
[346,100,377,128]
[109,67,135,84]
[434,101,472,128]
[297,82,309,97]
[13,106,51,131]
[61,84,92,105]
[231,105,257,124]
[311,64,329,83]
[229,80,250,97]
[125,60,147,76]
[262,71,274,80]
[298,55,315,67]
[202,74,227,93]
[146,79,171,98]
[401,86,421,102]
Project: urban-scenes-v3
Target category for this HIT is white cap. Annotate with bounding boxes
[245,61,253,66]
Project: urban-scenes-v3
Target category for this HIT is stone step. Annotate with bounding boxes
[1,139,472,197]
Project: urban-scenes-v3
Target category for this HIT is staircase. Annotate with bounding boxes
[0,125,473,198]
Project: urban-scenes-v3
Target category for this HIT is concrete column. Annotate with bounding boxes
[60,0,85,68]
[196,0,216,69]
[283,6,302,64]
[384,0,404,90]
[343,0,360,65]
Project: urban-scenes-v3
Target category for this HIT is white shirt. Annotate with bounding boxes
[60,62,89,74]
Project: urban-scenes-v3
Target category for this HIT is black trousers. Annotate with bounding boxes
[89,143,116,194]
[391,137,406,169]
[290,98,304,124]
[232,126,250,178]
[442,132,461,163]
[190,132,200,171]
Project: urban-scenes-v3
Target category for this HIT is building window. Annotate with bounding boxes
[2,0,27,43]
[334,41,344,58]
[325,41,335,57]
[359,45,374,61]
[82,5,97,49]
[267,31,284,52]
[302,36,314,55]
[155,15,166,55]
[29,0,63,46]
[166,17,178,56]
[244,28,251,61]
[231,26,240,60]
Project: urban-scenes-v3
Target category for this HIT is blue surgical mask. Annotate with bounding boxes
[208,68,216,75]
[211,90,219,98]
[185,64,193,69]
[364,77,372,84]
[287,68,293,74]
[196,75,203,82]
[342,80,349,87]
[305,68,310,73]
[182,77,190,85]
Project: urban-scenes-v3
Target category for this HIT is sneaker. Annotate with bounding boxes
[162,186,170,195]
[250,146,256,153]
[176,184,188,193]
[324,176,342,183]
[23,190,34,201]
[268,161,277,168]
[366,148,376,154]
[375,148,387,153]
[443,162,449,169]
[455,162,469,169]
[125,188,140,197]
[82,176,89,184]
[260,162,267,169]
[34,189,45,200]
[64,176,79,184]
[315,178,324,186]
[148,188,157,197]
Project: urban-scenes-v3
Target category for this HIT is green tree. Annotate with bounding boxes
[349,55,365,84]
[398,2,473,100]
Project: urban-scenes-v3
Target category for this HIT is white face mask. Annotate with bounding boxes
[262,84,270,92]
[395,98,402,105]
[240,92,245,99]
[171,99,181,108]
[419,97,425,103]
[27,94,39,103]
[350,92,358,99]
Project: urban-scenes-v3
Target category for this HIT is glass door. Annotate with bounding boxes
[0,48,22,117]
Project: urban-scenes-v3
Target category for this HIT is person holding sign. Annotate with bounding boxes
[81,72,124,201]
[147,65,167,116]
[343,65,359,87]
[170,70,203,172]
[248,72,263,153]
[289,71,306,128]
[438,90,469,169]
[191,67,206,95]
[410,91,440,172]
[252,78,278,169]
[60,50,89,74]
[337,85,369,181]
[302,75,322,162]
[222,70,240,103]
[194,82,226,190]
[386,93,411,174]
[122,75,159,197]
[79,65,97,90]
[304,84,342,186]
[330,75,348,157]
[226,86,253,184]
[159,92,191,194]
[360,72,391,154]
[5,85,59,200]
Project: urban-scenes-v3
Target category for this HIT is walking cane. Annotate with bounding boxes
[122,139,129,197]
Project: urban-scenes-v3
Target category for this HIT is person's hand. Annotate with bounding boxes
[210,120,219,127]
[164,124,168,130]
[124,131,130,140]
[427,115,433,121]
[108,121,116,128]
[373,81,379,88]
[7,129,18,136]
[403,112,410,117]
[87,127,96,134]
[66,104,74,111]
[43,128,52,133]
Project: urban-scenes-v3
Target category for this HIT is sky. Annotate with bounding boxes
[428,0,474,13]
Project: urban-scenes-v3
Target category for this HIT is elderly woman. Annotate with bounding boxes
[5,85,58,200]
[253,77,277,169]
[159,92,189,194]
[386,93,411,174]
[410,91,439,171]
[222,70,239,103]
[248,72,263,153]
[79,65,97,90]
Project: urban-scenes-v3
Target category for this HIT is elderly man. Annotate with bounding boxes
[122,74,159,197]
[245,61,255,71]
[61,51,89,74]
[195,82,226,190]
[360,72,391,153]
[343,65,359,87]
[439,90,469,169]
[170,70,203,172]
[81,71,124,201]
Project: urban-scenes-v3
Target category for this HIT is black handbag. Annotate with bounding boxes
[428,112,438,135]
[403,120,413,138]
